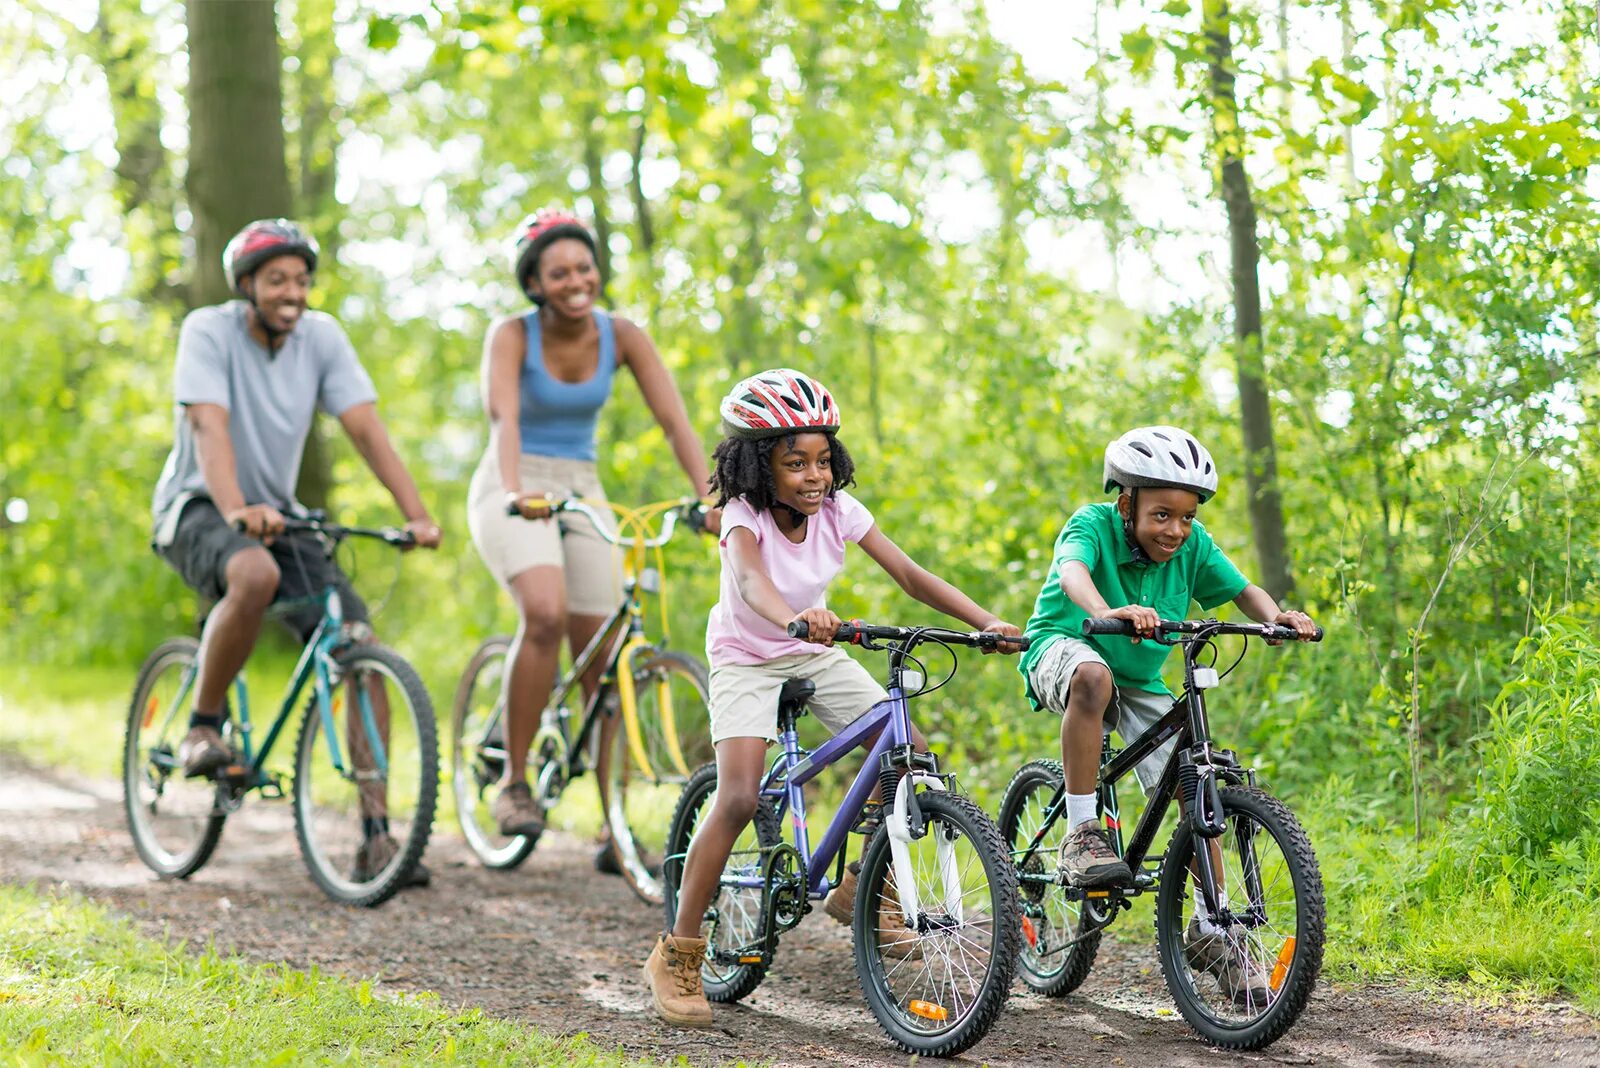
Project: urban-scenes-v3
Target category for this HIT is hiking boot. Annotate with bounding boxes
[178,724,232,779]
[1183,917,1271,1005]
[350,833,431,888]
[642,933,712,1027]
[492,782,545,837]
[823,862,921,960]
[1057,820,1133,888]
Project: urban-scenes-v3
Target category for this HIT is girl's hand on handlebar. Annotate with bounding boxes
[403,516,443,550]
[792,608,841,646]
[1269,609,1318,645]
[977,618,1024,655]
[1097,604,1159,643]
[700,505,723,536]
[227,504,287,544]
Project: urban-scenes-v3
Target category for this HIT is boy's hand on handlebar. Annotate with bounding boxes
[1097,604,1159,643]
[1269,609,1318,645]
[227,504,287,544]
[977,618,1024,655]
[403,516,443,550]
[792,608,841,646]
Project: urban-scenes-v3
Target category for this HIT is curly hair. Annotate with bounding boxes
[708,432,856,511]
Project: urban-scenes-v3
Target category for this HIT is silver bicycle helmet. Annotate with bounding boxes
[1103,425,1219,503]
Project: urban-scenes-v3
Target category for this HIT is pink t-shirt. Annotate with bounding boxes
[705,491,876,666]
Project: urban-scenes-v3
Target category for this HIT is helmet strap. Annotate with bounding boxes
[242,276,287,354]
[1120,488,1152,566]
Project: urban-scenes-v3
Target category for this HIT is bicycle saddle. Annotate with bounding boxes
[777,678,816,732]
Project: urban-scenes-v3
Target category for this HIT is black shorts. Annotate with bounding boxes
[156,498,370,643]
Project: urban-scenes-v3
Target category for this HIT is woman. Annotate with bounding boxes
[468,209,717,849]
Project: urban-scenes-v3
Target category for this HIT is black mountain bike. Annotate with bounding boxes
[998,617,1324,1050]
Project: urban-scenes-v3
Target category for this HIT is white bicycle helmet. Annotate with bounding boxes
[720,368,841,440]
[1103,425,1219,503]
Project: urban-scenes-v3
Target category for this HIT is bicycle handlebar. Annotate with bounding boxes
[1081,617,1323,642]
[505,495,708,548]
[234,515,416,548]
[787,619,1031,652]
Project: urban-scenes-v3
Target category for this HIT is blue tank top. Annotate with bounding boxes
[518,310,617,461]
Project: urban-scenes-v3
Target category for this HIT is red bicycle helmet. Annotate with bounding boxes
[223,219,319,295]
[720,368,841,439]
[509,209,597,302]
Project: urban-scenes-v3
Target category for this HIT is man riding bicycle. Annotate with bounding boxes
[149,219,442,879]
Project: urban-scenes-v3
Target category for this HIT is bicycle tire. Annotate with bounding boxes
[1154,785,1325,1049]
[450,635,537,870]
[661,761,781,1003]
[855,791,1020,1057]
[601,648,711,905]
[292,643,438,907]
[997,759,1102,996]
[123,637,226,879]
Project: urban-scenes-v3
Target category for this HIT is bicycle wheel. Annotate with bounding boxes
[661,762,781,1003]
[855,790,1020,1057]
[600,647,711,905]
[997,759,1102,995]
[293,643,438,907]
[450,636,538,869]
[1154,786,1325,1049]
[124,637,226,878]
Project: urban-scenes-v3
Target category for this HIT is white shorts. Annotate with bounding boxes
[1028,635,1178,791]
[707,647,890,745]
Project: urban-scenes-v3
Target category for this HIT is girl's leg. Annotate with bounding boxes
[671,736,768,940]
[501,566,567,787]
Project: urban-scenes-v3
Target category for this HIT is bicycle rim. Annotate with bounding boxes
[856,791,1019,1057]
[450,636,535,869]
[1155,787,1325,1049]
[123,638,225,878]
[293,645,437,907]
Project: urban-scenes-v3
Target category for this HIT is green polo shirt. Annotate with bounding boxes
[1019,503,1249,704]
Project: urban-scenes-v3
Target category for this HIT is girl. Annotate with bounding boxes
[641,368,1022,1027]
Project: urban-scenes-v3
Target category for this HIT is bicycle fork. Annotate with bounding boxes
[882,768,961,927]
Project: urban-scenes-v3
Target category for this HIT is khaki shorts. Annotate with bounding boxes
[1029,635,1178,791]
[708,647,891,744]
[466,449,623,616]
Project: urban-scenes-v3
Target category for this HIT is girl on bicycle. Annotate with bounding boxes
[642,368,1022,1027]
[468,210,719,847]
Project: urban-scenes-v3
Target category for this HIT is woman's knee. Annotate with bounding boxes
[509,571,566,646]
[224,549,279,607]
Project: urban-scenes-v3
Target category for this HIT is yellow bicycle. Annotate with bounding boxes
[450,496,713,904]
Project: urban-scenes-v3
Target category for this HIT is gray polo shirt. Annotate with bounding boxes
[151,301,377,544]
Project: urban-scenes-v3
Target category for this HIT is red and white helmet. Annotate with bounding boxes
[223,219,319,295]
[509,209,596,302]
[720,368,841,440]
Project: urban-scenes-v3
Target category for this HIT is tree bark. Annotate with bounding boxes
[583,106,613,300]
[1203,0,1295,601]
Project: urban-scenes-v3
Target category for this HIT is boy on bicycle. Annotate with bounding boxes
[1018,427,1316,983]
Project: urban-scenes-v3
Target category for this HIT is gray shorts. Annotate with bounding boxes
[1029,635,1178,791]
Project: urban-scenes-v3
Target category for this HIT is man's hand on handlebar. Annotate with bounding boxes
[975,617,1025,655]
[1094,604,1160,642]
[791,608,842,646]
[226,504,287,544]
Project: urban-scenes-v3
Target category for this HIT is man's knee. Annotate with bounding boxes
[223,549,280,608]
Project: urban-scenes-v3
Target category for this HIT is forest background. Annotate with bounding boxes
[3,0,1599,1007]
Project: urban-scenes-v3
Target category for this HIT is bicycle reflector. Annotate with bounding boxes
[1021,915,1039,948]
[1269,936,1297,991]
[908,999,949,1021]
[143,696,158,729]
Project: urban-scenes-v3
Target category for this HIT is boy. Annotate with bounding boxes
[1017,426,1316,993]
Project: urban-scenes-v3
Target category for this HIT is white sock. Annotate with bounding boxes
[1193,883,1230,936]
[1066,793,1099,831]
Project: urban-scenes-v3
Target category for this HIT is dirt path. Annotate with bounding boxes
[2,751,1595,1067]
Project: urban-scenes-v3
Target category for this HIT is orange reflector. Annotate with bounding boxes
[908,1000,948,1022]
[142,697,158,729]
[1269,936,1297,991]
[1086,890,1109,898]
[739,955,763,964]
[1021,916,1038,948]
[332,693,343,716]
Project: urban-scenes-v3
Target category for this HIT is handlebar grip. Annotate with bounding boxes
[785,620,860,643]
[787,620,809,639]
[1081,618,1135,636]
[1310,626,1325,642]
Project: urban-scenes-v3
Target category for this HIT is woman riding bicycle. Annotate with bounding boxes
[467,209,718,845]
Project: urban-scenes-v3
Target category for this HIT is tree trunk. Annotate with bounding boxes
[583,106,613,300]
[1203,0,1295,601]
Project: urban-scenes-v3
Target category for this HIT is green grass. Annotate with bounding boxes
[0,884,671,1067]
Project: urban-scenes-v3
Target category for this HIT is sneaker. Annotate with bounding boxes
[178,724,232,779]
[349,833,431,888]
[1183,917,1271,1005]
[491,782,545,838]
[1057,820,1133,888]
[823,862,921,960]
[642,933,713,1027]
